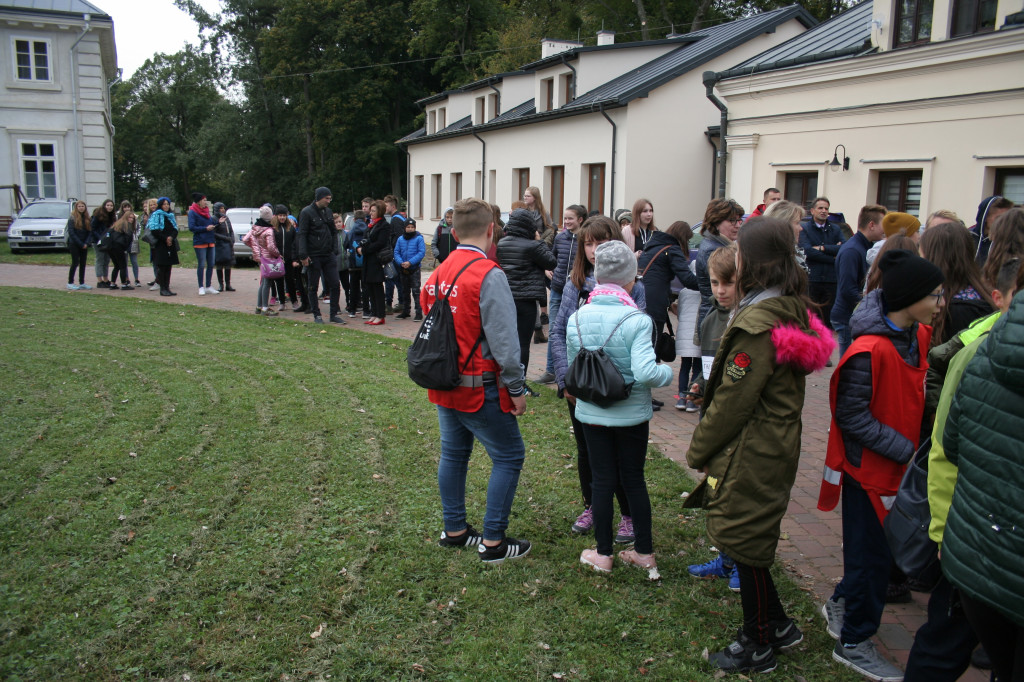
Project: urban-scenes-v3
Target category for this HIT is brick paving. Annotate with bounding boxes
[1,261,987,681]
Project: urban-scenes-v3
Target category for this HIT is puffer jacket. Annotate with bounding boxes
[695,232,731,333]
[942,294,1024,626]
[552,277,646,391]
[638,230,698,325]
[394,230,426,268]
[66,217,91,249]
[345,219,367,268]
[687,294,834,566]
[834,289,925,468]
[242,221,280,263]
[550,228,577,294]
[566,293,673,426]
[496,209,556,302]
[431,220,457,263]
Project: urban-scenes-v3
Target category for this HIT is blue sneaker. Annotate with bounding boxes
[688,555,731,579]
[728,564,741,592]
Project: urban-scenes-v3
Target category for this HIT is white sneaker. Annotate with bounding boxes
[198,287,206,296]
[208,287,220,294]
[149,284,159,291]
[66,283,80,290]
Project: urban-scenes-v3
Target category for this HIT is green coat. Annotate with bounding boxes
[941,295,1024,626]
[687,295,833,567]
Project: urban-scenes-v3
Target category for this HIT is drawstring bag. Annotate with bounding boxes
[564,310,642,407]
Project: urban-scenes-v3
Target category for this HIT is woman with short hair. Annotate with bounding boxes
[696,198,745,332]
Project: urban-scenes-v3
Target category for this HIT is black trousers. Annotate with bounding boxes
[109,250,128,285]
[580,421,651,556]
[155,264,174,292]
[307,253,340,317]
[809,280,837,330]
[567,401,630,515]
[398,267,421,314]
[904,575,978,681]
[347,268,363,313]
[69,245,88,284]
[284,261,304,304]
[961,591,1024,682]
[514,299,537,373]
[366,281,385,318]
[737,563,788,645]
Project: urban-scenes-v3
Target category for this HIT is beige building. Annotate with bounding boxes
[708,0,1024,223]
[0,0,117,221]
[399,6,817,232]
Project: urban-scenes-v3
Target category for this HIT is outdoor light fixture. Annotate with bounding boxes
[830,144,850,172]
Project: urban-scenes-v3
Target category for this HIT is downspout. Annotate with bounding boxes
[559,53,577,101]
[69,15,92,200]
[597,103,616,211]
[704,129,719,201]
[702,70,727,199]
[397,141,410,211]
[471,127,486,199]
[487,80,501,117]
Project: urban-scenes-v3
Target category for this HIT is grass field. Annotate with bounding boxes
[0,287,857,680]
[1,235,204,269]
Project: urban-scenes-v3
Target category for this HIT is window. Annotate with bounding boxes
[542,78,554,112]
[474,96,485,125]
[438,107,447,130]
[414,175,424,218]
[487,93,499,120]
[547,166,565,225]
[995,168,1024,204]
[878,171,924,216]
[952,0,997,37]
[586,164,606,215]
[784,173,818,209]
[451,173,463,203]
[560,73,574,106]
[20,142,58,199]
[427,110,437,135]
[14,39,50,81]
[488,169,496,203]
[514,168,530,200]
[431,174,442,219]
[895,0,933,47]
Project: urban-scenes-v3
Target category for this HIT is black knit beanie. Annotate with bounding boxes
[315,187,332,202]
[191,192,205,204]
[274,204,288,216]
[879,249,945,311]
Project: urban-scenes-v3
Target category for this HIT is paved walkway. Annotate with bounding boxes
[1,261,985,680]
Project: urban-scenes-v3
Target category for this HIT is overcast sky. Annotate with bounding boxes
[96,0,222,78]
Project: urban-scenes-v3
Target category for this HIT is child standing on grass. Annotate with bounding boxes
[568,240,673,576]
[687,218,834,674]
[818,249,944,682]
[685,244,741,591]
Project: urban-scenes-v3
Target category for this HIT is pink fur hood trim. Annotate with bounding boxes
[771,311,836,373]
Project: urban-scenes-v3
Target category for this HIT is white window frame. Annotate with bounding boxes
[18,139,60,199]
[12,37,53,83]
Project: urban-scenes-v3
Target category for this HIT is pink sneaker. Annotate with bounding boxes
[619,549,661,580]
[580,549,612,573]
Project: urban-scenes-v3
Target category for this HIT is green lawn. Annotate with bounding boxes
[0,235,257,270]
[0,288,857,680]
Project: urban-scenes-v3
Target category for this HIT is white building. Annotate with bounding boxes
[398,6,817,231]
[0,0,117,223]
[708,0,1024,222]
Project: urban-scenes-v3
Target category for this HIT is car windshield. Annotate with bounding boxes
[18,203,70,219]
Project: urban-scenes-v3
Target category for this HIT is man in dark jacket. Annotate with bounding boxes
[799,197,846,330]
[831,205,887,357]
[969,195,1013,267]
[296,186,344,324]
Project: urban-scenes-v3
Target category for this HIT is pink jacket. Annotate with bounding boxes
[243,223,280,262]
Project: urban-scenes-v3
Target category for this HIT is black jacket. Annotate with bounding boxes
[496,211,556,302]
[798,217,846,283]
[272,222,297,262]
[296,202,337,259]
[150,213,179,266]
[637,231,698,325]
[360,219,392,284]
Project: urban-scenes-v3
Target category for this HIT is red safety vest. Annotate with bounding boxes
[818,324,931,522]
[421,248,513,413]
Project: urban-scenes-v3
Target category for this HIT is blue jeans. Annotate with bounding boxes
[437,383,526,542]
[832,315,852,359]
[544,288,563,374]
[195,246,215,287]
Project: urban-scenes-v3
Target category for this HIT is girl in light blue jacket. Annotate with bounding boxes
[567,240,673,576]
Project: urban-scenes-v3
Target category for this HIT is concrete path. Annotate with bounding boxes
[0,261,986,681]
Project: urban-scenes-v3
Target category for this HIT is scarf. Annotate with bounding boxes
[189,202,210,219]
[731,286,783,323]
[953,286,983,302]
[588,283,638,309]
[368,217,384,230]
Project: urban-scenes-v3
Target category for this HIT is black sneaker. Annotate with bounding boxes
[766,619,803,652]
[414,312,423,322]
[707,631,777,674]
[478,537,531,564]
[314,316,325,324]
[329,315,347,324]
[438,525,483,548]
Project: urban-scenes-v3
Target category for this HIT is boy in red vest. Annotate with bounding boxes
[818,250,944,682]
[422,198,531,564]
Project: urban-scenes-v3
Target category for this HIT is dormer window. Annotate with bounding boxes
[895,0,933,47]
[542,78,554,112]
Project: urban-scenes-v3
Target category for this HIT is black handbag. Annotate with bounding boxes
[564,310,642,407]
[883,437,942,591]
[656,318,677,363]
[141,229,157,246]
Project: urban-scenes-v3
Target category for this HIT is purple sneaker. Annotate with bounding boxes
[614,515,635,544]
[571,507,593,534]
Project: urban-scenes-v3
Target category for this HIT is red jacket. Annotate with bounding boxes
[818,324,931,522]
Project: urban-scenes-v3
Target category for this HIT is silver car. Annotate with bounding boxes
[226,207,260,259]
[7,199,74,253]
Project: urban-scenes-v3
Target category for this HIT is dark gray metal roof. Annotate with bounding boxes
[519,35,700,72]
[566,4,817,109]
[718,1,873,80]
[439,115,472,134]
[0,0,111,19]
[396,127,426,144]
[491,99,535,123]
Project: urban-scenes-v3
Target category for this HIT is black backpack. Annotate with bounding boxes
[564,309,643,407]
[95,230,114,253]
[407,258,485,390]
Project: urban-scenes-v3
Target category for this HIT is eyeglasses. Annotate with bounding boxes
[927,289,944,303]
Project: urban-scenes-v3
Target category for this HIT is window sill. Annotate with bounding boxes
[5,80,62,92]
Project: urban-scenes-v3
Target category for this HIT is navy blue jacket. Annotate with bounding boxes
[798,217,846,283]
[550,228,577,295]
[831,231,873,326]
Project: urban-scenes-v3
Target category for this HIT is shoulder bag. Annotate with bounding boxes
[883,437,942,591]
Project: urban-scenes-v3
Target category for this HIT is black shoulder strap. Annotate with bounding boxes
[574,309,644,351]
[440,257,485,304]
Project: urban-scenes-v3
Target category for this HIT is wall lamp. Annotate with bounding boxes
[830,144,850,172]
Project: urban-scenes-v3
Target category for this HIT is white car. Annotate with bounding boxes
[226,207,260,259]
[7,199,74,253]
